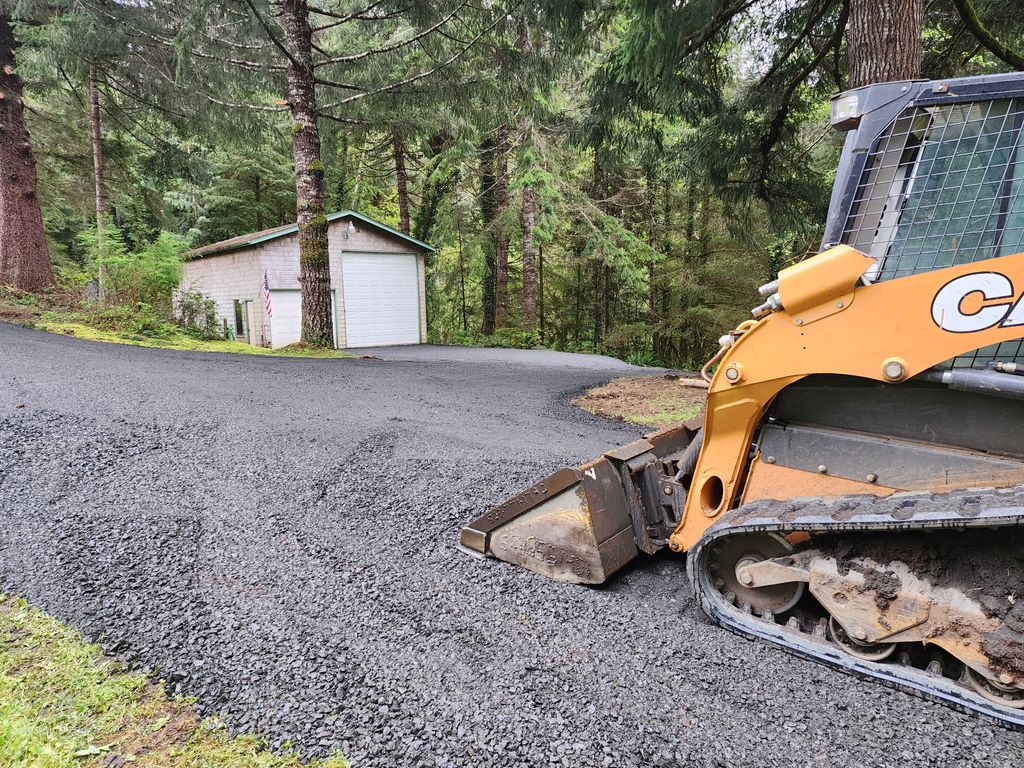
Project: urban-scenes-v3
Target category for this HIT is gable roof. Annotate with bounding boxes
[185,210,434,260]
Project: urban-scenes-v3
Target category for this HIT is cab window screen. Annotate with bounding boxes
[881,99,1024,279]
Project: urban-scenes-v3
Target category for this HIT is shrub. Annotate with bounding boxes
[78,228,187,312]
[177,289,222,340]
[88,303,176,338]
[626,349,661,367]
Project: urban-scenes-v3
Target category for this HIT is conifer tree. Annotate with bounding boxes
[0,7,54,291]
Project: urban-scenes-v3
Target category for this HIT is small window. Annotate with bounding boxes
[234,300,245,335]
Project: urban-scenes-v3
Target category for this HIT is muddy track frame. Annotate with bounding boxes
[688,484,1024,729]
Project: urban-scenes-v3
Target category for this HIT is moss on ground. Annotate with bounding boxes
[33,321,354,359]
[0,596,348,768]
[0,288,353,359]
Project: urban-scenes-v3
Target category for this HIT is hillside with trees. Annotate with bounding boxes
[2,0,1023,366]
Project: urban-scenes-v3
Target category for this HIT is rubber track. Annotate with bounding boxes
[687,484,1024,729]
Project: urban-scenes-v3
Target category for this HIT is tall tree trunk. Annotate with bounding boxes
[336,132,350,208]
[279,0,332,347]
[590,148,606,348]
[413,135,458,245]
[538,243,545,344]
[521,183,537,330]
[392,126,410,234]
[494,124,510,328]
[254,174,264,230]
[645,166,658,357]
[603,263,611,338]
[457,225,467,332]
[0,16,53,292]
[847,0,924,88]
[573,261,582,347]
[479,134,497,335]
[89,64,108,303]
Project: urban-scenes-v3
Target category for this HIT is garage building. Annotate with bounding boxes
[179,211,433,349]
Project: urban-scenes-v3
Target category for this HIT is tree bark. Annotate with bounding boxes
[645,165,658,356]
[521,183,537,330]
[0,15,54,292]
[573,261,581,347]
[479,133,497,335]
[494,124,510,328]
[538,243,545,344]
[413,135,458,244]
[254,174,264,231]
[392,126,410,234]
[847,0,924,88]
[89,64,108,303]
[279,0,332,347]
[457,224,467,332]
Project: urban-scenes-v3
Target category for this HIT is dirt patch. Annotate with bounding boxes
[573,374,707,430]
[0,286,49,323]
[100,697,200,766]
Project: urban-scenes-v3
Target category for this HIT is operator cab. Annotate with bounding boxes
[824,72,1024,367]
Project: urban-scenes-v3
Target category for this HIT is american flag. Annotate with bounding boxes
[260,271,273,317]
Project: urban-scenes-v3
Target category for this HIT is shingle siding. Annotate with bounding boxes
[177,248,267,345]
[179,216,426,348]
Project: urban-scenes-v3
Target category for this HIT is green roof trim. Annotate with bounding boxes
[187,209,434,259]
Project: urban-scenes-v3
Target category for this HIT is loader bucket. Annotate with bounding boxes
[460,423,697,584]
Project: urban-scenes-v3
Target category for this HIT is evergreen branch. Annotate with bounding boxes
[127,25,285,71]
[313,3,466,67]
[317,111,374,125]
[951,0,1024,69]
[145,61,288,112]
[56,64,86,108]
[199,92,290,112]
[669,0,760,64]
[307,1,384,22]
[313,75,363,90]
[330,3,514,107]
[99,72,189,119]
[242,0,303,71]
[166,43,285,72]
[312,6,408,32]
[756,0,833,86]
[756,0,849,196]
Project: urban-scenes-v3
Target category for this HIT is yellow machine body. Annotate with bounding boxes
[674,245,1024,551]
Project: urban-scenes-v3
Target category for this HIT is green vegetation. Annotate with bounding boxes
[0,287,353,359]
[3,1,1023,366]
[0,595,348,768]
[35,321,354,358]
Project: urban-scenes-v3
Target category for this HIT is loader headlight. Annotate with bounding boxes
[830,92,860,130]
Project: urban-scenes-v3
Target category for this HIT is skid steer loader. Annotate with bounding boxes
[461,72,1024,726]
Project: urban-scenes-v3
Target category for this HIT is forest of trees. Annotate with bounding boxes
[1,0,1023,366]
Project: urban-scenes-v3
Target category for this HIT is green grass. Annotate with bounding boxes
[34,321,354,359]
[0,596,349,768]
[613,390,703,427]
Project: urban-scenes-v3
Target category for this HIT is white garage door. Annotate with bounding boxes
[342,253,420,347]
[269,290,337,349]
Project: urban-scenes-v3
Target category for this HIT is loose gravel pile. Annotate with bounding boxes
[1,324,1023,767]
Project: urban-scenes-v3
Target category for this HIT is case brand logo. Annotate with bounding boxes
[931,272,1024,333]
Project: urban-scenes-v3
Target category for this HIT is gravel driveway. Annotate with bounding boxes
[1,322,1022,767]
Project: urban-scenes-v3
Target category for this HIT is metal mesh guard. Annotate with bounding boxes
[842,98,1024,368]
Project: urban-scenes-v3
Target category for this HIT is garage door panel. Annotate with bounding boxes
[269,291,302,349]
[342,253,419,347]
[269,290,337,349]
